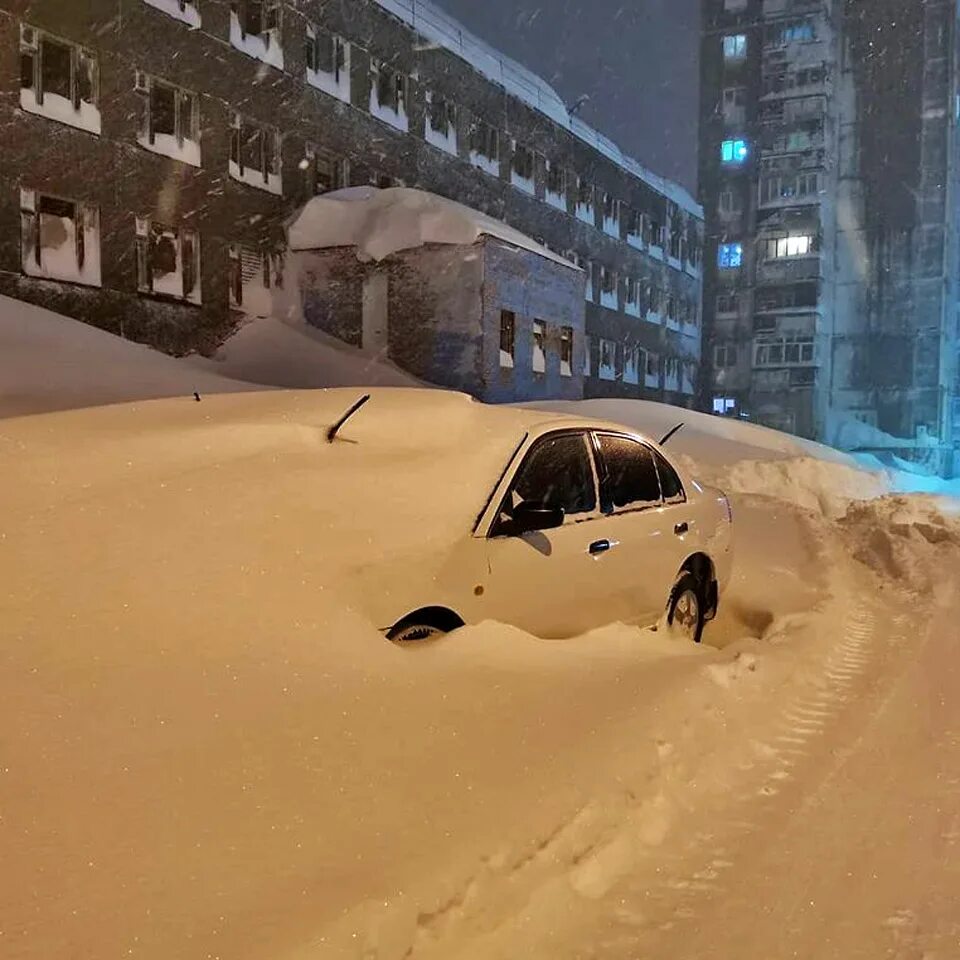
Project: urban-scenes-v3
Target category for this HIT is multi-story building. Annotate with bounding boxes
[700,0,960,472]
[0,0,704,405]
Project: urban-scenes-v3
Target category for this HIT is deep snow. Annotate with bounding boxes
[3,296,960,959]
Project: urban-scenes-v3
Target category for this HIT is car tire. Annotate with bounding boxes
[667,572,706,644]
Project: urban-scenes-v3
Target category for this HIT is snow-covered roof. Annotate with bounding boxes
[370,0,703,219]
[287,186,578,267]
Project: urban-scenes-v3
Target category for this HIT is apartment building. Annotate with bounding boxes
[700,0,960,472]
[0,0,704,404]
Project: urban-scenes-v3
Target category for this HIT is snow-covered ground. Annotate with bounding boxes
[3,297,960,959]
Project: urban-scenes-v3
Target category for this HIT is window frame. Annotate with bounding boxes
[488,430,602,538]
[135,216,201,304]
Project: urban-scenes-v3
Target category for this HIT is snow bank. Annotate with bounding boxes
[190,315,424,389]
[0,294,254,417]
[287,186,577,268]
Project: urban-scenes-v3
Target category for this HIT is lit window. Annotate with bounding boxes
[499,309,515,369]
[20,188,101,287]
[135,218,201,303]
[19,24,100,135]
[718,243,743,269]
[723,34,747,59]
[713,396,738,415]
[560,326,573,377]
[765,234,813,259]
[721,138,750,164]
[532,319,546,373]
[134,72,200,166]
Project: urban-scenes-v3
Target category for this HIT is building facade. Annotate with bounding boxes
[700,0,960,472]
[0,0,704,405]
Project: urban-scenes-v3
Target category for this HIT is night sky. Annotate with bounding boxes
[433,0,701,193]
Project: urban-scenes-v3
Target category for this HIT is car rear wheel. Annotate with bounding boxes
[667,572,706,644]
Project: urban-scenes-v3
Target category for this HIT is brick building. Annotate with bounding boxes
[0,0,704,403]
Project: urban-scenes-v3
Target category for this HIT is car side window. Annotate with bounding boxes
[509,433,597,518]
[596,434,662,511]
[654,451,685,502]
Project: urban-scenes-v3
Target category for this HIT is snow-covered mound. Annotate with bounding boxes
[189,314,423,389]
[288,186,576,266]
[0,294,255,417]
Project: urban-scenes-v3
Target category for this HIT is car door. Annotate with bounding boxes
[481,430,617,638]
[591,433,689,625]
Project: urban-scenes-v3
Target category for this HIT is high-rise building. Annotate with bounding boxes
[700,0,960,473]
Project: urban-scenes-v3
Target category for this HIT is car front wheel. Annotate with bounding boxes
[666,572,706,644]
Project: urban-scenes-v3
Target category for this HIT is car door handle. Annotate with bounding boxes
[674,522,689,536]
[588,539,613,555]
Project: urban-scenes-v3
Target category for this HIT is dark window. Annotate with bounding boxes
[513,143,534,180]
[546,162,565,196]
[510,434,596,518]
[560,326,573,371]
[41,37,72,100]
[470,119,499,160]
[597,435,662,511]
[654,452,685,501]
[499,309,515,362]
[151,82,176,137]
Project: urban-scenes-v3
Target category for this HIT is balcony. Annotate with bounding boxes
[756,254,823,283]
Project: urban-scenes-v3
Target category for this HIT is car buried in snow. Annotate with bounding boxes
[319,389,735,644]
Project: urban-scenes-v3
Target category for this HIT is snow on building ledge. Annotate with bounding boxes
[142,0,201,28]
[287,186,579,270]
[229,11,284,70]
[369,0,701,219]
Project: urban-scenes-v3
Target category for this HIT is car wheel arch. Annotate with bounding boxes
[386,606,465,642]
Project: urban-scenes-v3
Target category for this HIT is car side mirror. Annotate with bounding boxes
[510,501,565,535]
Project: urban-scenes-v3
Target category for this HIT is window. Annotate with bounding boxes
[623,346,641,385]
[597,339,617,381]
[723,34,747,59]
[714,343,738,368]
[719,189,741,215]
[135,218,200,303]
[425,91,458,155]
[645,216,664,249]
[229,243,283,315]
[369,61,409,131]
[655,452,685,501]
[763,234,814,260]
[499,309,515,368]
[142,0,201,28]
[724,0,747,10]
[645,351,660,386]
[20,189,101,287]
[721,138,750,164]
[302,144,348,195]
[599,266,618,310]
[716,291,740,314]
[135,73,200,166]
[670,225,683,260]
[755,283,818,311]
[597,436,661,511]
[546,162,567,209]
[19,25,100,134]
[576,178,595,224]
[768,18,815,45]
[583,334,592,377]
[230,0,283,70]
[532,319,546,373]
[571,254,593,301]
[602,193,620,237]
[560,326,573,377]
[469,119,500,175]
[625,277,641,317]
[754,335,815,367]
[648,284,662,315]
[760,171,820,204]
[718,242,743,269]
[626,208,643,246]
[713,396,738,415]
[506,434,597,521]
[229,114,281,194]
[722,86,746,108]
[511,142,535,193]
[305,24,350,102]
